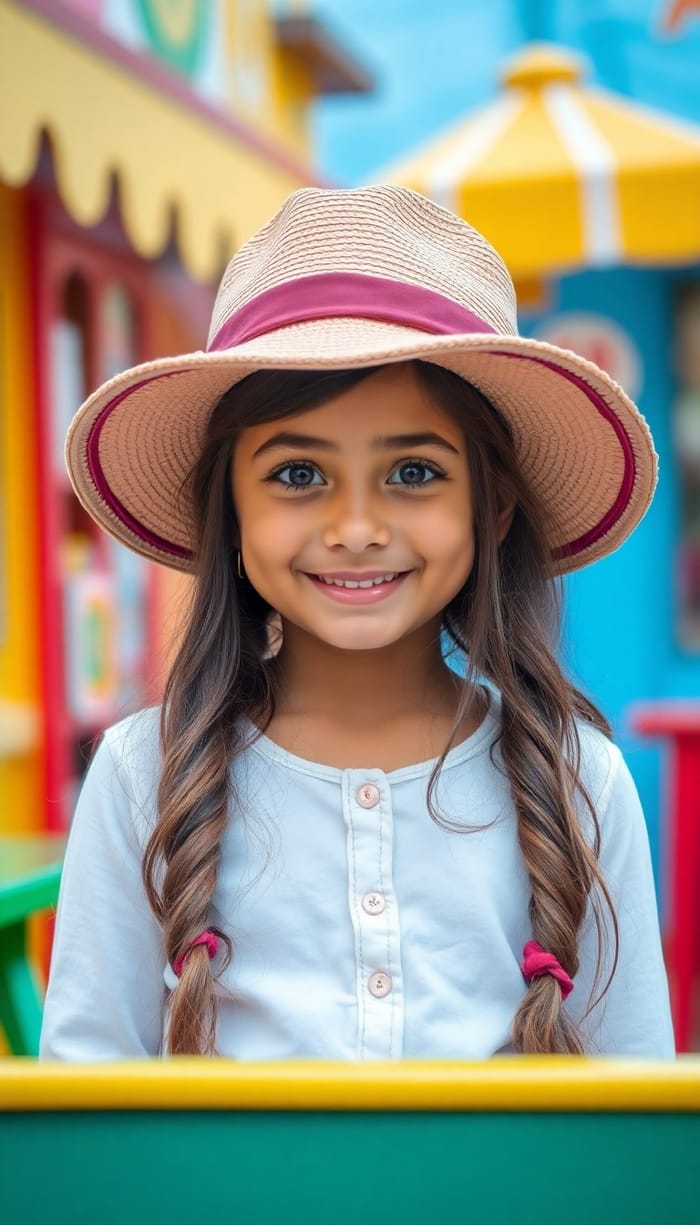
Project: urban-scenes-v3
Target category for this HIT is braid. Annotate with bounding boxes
[146,705,232,1054]
[419,361,619,1053]
[142,413,273,1055]
[500,663,606,1052]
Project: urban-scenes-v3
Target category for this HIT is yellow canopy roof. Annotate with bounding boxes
[0,2,314,282]
[377,44,700,278]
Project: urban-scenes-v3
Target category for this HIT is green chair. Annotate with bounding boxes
[0,833,65,1055]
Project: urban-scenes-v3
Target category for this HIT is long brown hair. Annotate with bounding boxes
[143,360,618,1055]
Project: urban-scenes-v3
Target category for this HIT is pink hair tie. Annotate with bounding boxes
[173,931,219,978]
[520,940,574,1000]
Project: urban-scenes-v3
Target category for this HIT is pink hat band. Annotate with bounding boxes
[207,272,497,352]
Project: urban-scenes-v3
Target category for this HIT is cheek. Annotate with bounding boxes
[240,502,307,566]
[413,497,474,562]
[438,527,475,585]
[432,524,475,605]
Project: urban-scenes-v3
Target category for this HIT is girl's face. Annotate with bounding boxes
[231,364,474,652]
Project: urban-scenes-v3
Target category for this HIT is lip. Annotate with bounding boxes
[303,570,412,605]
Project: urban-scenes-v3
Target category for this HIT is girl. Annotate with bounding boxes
[41,185,674,1060]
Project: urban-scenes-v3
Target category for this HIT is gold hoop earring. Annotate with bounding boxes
[237,551,244,581]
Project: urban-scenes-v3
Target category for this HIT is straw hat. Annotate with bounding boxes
[66,184,656,575]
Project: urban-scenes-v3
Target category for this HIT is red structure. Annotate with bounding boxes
[28,174,214,830]
[630,703,700,1052]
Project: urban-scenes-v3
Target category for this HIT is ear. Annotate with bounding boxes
[497,496,516,544]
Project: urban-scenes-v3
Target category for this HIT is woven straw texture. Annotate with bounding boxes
[207,185,518,343]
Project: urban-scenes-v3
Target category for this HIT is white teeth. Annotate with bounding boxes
[318,573,399,588]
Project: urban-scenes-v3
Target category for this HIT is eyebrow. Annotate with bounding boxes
[252,430,461,459]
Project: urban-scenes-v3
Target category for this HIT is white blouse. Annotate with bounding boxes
[40,690,675,1061]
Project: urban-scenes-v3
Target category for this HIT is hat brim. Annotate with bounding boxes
[65,317,656,576]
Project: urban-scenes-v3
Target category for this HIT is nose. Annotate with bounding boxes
[321,483,391,552]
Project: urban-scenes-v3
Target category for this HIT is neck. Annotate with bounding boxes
[271,617,465,727]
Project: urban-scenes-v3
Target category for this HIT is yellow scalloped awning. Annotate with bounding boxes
[376,44,700,278]
[0,2,314,282]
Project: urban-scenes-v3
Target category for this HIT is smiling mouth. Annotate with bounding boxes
[302,570,412,604]
[310,571,405,589]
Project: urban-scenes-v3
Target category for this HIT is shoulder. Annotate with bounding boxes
[486,687,623,814]
[102,704,162,768]
[63,707,164,856]
[91,705,162,809]
[572,716,623,815]
[571,718,652,868]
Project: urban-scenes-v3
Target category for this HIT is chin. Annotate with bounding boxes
[316,624,408,652]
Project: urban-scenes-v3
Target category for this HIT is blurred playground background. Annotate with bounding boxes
[1,0,700,1056]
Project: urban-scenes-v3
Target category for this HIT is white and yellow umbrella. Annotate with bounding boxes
[376,44,700,279]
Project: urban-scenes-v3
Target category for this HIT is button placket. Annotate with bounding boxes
[343,770,402,1060]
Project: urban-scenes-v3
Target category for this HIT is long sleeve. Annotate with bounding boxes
[572,744,675,1056]
[40,720,165,1060]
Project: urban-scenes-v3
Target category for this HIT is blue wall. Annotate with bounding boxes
[314,1,700,185]
[523,264,700,909]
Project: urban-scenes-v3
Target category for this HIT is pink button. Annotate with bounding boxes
[356,783,380,808]
[368,971,392,998]
[362,892,386,916]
